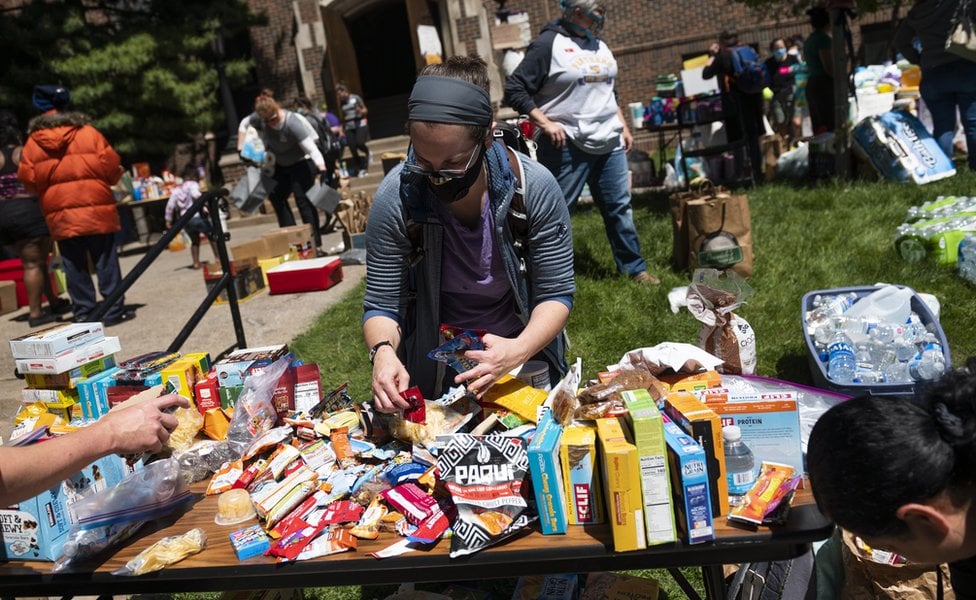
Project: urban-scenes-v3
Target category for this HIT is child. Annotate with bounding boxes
[164,166,215,269]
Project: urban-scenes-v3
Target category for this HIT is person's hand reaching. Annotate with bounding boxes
[100,393,188,455]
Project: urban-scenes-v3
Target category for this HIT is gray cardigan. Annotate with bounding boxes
[363,141,575,398]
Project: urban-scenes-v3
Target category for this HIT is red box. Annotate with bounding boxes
[266,257,343,295]
[194,371,221,414]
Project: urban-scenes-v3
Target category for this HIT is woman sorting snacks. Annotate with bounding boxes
[363,56,575,412]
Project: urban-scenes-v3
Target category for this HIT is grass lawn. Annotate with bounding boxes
[284,170,976,599]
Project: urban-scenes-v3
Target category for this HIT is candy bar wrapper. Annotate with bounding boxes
[207,459,244,495]
[400,386,426,424]
[269,485,333,539]
[233,458,267,490]
[371,538,432,559]
[385,461,428,486]
[265,479,317,528]
[440,324,488,343]
[320,499,365,525]
[380,482,437,525]
[230,524,271,560]
[407,500,455,544]
[252,466,318,516]
[268,517,328,561]
[242,425,292,461]
[296,528,357,561]
[264,443,301,477]
[350,496,387,539]
[440,434,535,558]
[308,382,353,419]
[427,330,484,373]
[330,426,356,468]
[299,438,336,472]
[728,462,798,526]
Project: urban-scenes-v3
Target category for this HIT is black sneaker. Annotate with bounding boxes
[28,313,61,328]
[104,310,136,326]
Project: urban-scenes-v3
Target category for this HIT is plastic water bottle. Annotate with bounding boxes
[723,426,757,496]
[826,331,857,383]
[807,293,858,331]
[846,286,913,325]
[909,340,947,381]
[959,234,976,284]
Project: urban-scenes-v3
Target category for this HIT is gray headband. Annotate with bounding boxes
[407,76,492,127]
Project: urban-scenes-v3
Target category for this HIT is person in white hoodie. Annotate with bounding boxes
[504,0,657,285]
[895,0,976,169]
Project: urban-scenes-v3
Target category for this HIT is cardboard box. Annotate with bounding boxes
[266,257,343,295]
[527,410,569,534]
[580,572,660,600]
[213,344,288,388]
[204,266,265,304]
[662,415,714,545]
[229,238,274,261]
[621,389,676,546]
[161,358,203,402]
[220,385,245,410]
[0,280,16,315]
[658,370,722,394]
[663,391,729,517]
[195,371,221,414]
[9,322,105,359]
[0,454,137,561]
[14,337,121,375]
[560,425,603,525]
[595,417,646,552]
[293,364,321,414]
[23,355,116,390]
[181,351,212,375]
[77,366,120,419]
[705,398,804,488]
[202,257,259,280]
[20,387,78,407]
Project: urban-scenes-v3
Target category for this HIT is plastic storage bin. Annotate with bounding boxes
[801,285,952,396]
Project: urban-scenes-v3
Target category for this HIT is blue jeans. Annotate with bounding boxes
[536,139,647,276]
[920,60,976,170]
[59,233,125,322]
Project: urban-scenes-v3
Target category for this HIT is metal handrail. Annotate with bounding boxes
[91,188,248,357]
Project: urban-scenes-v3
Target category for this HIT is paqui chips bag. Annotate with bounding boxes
[439,434,535,558]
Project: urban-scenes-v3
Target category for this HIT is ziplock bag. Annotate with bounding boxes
[52,458,192,572]
[226,353,294,458]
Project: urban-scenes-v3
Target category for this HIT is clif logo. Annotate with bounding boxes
[574,484,592,521]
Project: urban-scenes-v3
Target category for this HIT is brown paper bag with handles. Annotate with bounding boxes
[841,529,954,600]
[668,181,721,271]
[686,188,754,278]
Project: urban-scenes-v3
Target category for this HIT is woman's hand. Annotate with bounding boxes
[371,348,412,412]
[540,120,567,149]
[455,334,528,398]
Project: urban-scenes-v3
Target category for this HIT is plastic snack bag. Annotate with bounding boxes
[440,434,535,558]
[114,528,207,575]
[686,268,756,374]
[427,330,485,373]
[53,458,193,572]
[226,353,294,457]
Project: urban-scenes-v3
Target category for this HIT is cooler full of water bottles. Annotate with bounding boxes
[801,285,952,396]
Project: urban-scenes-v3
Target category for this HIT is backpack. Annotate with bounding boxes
[728,45,768,95]
[493,120,538,162]
[304,111,342,163]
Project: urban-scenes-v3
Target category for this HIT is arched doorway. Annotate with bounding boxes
[321,0,445,139]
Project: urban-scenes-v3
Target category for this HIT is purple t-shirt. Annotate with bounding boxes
[437,194,523,337]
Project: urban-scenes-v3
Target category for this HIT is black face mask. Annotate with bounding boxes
[426,147,485,204]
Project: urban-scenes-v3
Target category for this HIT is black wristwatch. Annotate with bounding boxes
[369,340,393,364]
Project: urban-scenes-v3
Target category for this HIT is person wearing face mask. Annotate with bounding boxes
[364,55,575,411]
[504,0,658,286]
[764,38,800,145]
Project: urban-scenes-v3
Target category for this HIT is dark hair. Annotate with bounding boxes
[808,357,976,538]
[294,96,312,111]
[769,38,786,53]
[807,6,829,29]
[719,30,738,44]
[411,55,491,142]
[0,110,21,147]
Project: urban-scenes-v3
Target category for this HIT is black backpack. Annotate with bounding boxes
[727,550,817,600]
[304,111,342,163]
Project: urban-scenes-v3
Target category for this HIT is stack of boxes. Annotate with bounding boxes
[215,224,321,301]
[10,323,120,425]
[525,368,804,550]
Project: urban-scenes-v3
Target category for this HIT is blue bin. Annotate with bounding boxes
[801,285,952,396]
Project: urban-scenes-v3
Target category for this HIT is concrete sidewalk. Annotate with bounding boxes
[0,219,365,443]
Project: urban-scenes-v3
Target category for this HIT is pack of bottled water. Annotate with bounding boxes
[895,196,976,264]
[804,287,947,385]
[959,234,976,285]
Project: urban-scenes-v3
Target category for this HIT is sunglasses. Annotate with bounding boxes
[402,143,482,182]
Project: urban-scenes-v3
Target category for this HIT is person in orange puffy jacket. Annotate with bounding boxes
[18,85,133,326]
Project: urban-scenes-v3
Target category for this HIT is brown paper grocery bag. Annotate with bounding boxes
[686,191,754,278]
[668,181,723,271]
[841,529,953,600]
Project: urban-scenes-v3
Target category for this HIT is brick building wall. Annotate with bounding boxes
[246,0,304,104]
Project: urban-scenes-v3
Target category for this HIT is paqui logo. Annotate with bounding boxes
[453,464,515,486]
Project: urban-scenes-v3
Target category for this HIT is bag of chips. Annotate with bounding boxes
[439,434,535,558]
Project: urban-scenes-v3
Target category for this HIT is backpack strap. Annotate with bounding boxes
[503,147,530,274]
